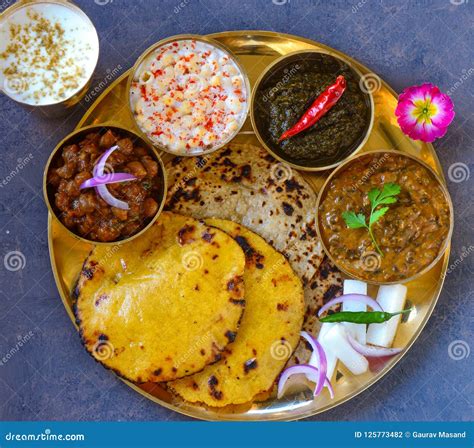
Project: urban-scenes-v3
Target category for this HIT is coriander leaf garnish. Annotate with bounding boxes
[342,182,401,256]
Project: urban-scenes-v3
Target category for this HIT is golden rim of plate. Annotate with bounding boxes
[46,30,453,421]
[43,122,168,246]
[250,48,375,172]
[125,33,251,157]
[315,149,454,285]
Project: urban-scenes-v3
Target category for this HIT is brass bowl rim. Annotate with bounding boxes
[249,49,375,172]
[0,0,100,108]
[125,33,251,157]
[315,149,454,285]
[43,122,168,246]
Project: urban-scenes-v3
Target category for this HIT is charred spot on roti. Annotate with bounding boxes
[177,224,196,245]
[202,230,215,242]
[225,330,237,343]
[200,349,206,356]
[95,294,109,307]
[277,303,288,311]
[323,284,341,303]
[208,375,223,400]
[230,298,245,306]
[282,202,294,216]
[244,358,258,374]
[153,368,162,376]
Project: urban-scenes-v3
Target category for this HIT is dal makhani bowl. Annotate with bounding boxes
[316,150,453,284]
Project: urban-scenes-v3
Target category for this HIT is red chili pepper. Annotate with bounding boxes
[278,75,346,142]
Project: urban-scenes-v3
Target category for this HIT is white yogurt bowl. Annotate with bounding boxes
[0,0,99,115]
[128,34,250,157]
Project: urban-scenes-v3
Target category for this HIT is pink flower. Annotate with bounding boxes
[395,83,455,143]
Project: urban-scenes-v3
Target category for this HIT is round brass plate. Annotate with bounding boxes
[47,31,451,421]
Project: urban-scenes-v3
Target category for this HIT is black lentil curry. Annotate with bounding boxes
[254,52,372,167]
[318,152,451,282]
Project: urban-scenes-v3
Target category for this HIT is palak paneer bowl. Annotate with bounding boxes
[44,124,167,245]
[316,150,453,284]
[250,50,374,171]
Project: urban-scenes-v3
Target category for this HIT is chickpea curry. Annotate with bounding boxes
[47,128,163,242]
[318,152,451,282]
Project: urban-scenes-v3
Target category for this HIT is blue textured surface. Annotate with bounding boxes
[0,0,472,422]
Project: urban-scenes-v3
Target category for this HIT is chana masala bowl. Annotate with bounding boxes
[316,150,453,284]
[128,34,250,156]
[44,124,167,244]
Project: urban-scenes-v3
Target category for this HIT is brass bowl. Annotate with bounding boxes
[250,50,374,171]
[43,123,167,246]
[0,0,99,117]
[316,149,454,285]
[126,33,251,157]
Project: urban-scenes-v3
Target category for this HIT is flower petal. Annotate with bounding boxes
[430,93,455,128]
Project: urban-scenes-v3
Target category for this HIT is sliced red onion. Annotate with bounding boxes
[318,294,383,317]
[80,173,136,189]
[300,331,327,396]
[277,364,334,399]
[346,332,403,358]
[93,145,118,178]
[95,184,130,210]
[88,144,132,210]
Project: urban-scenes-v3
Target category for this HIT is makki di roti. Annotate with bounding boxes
[74,212,246,383]
[165,143,326,311]
[170,219,305,407]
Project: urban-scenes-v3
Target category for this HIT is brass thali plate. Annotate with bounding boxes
[47,31,450,421]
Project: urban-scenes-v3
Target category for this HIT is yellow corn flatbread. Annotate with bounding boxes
[75,212,246,383]
[169,219,304,407]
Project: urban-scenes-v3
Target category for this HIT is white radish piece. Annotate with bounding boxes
[342,280,367,344]
[324,324,368,375]
[316,323,338,380]
[366,284,407,348]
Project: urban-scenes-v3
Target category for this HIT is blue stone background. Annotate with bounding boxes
[0,0,472,421]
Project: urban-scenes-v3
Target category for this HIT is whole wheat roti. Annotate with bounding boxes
[165,143,325,311]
